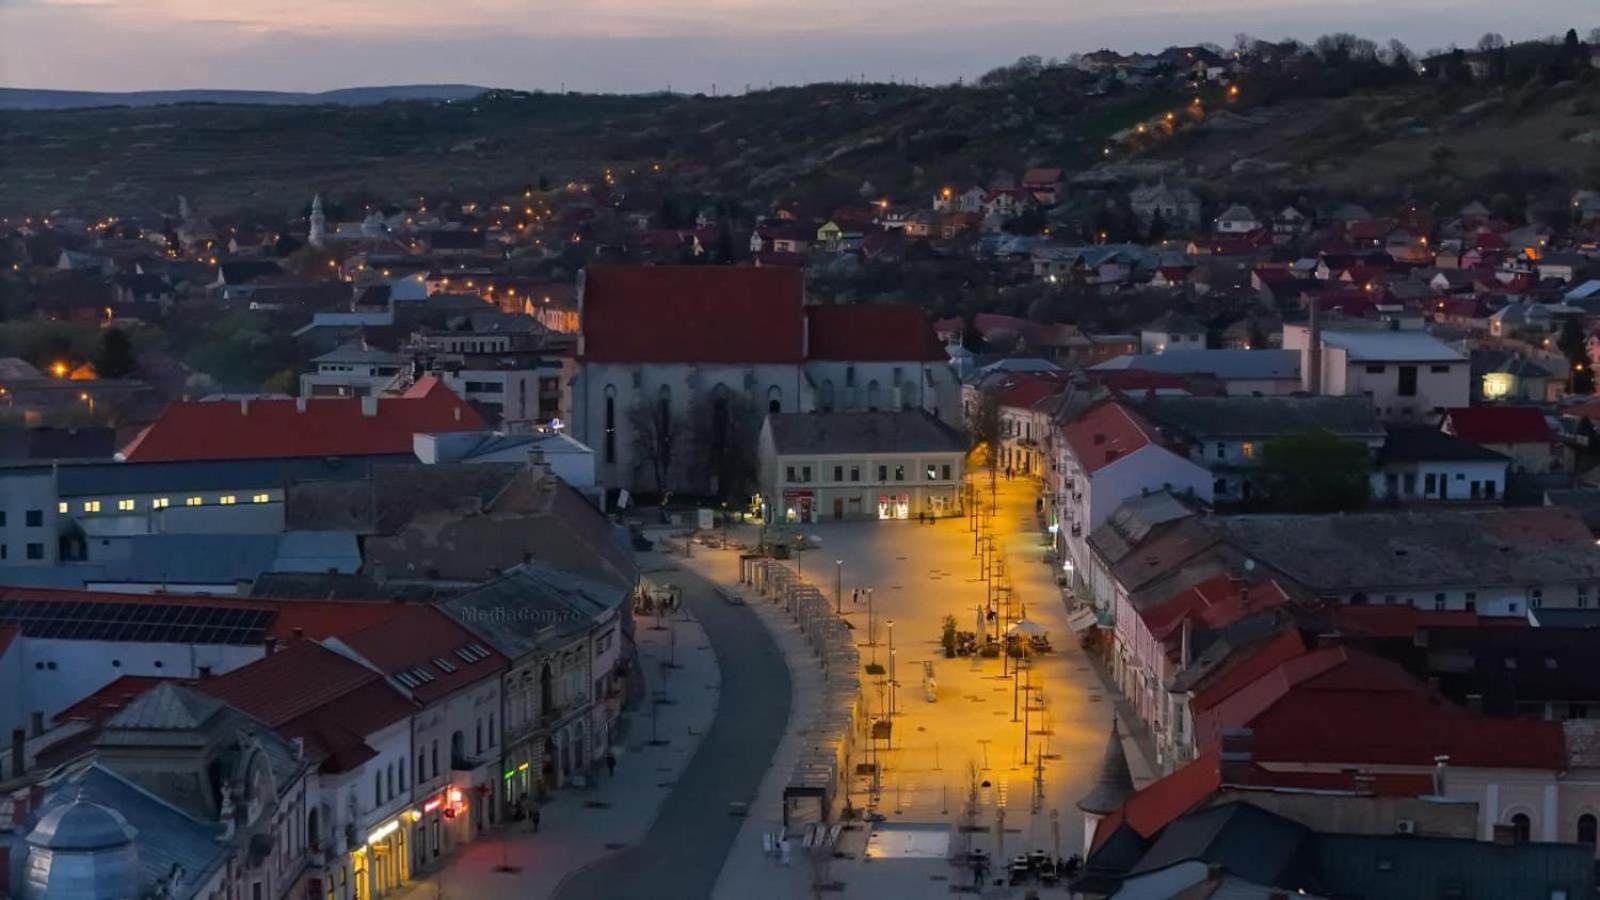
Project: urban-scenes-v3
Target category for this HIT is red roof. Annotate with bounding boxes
[991,371,1069,411]
[1189,627,1308,712]
[1475,231,1509,251]
[1252,267,1299,285]
[1202,647,1567,770]
[55,675,176,724]
[340,606,507,704]
[1442,406,1552,445]
[1326,604,1526,638]
[119,376,483,462]
[805,305,946,362]
[973,313,1031,337]
[1344,218,1396,242]
[1140,577,1291,640]
[580,265,805,364]
[197,640,415,771]
[1061,402,1159,475]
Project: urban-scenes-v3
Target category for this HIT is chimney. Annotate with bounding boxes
[240,397,251,416]
[1306,298,1323,394]
[296,396,307,413]
[453,407,462,422]
[360,395,378,417]
[1431,755,1449,796]
[197,664,213,679]
[10,727,25,778]
[1180,617,1193,669]
[29,711,43,737]
[264,636,278,654]
[291,626,305,641]
[1218,727,1253,782]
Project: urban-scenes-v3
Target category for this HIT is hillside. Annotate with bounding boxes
[0,85,492,110]
[1,67,1595,219]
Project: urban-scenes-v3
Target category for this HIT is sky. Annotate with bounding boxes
[0,0,1591,94]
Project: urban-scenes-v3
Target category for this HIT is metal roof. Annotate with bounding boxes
[0,597,272,644]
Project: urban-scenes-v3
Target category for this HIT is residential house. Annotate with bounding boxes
[1441,406,1566,474]
[1021,168,1063,205]
[1137,395,1385,504]
[300,342,409,398]
[1130,181,1202,229]
[1213,204,1261,235]
[1473,350,1556,403]
[1372,427,1510,504]
[757,410,967,522]
[1138,312,1206,354]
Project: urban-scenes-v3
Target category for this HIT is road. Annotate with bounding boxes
[556,563,794,900]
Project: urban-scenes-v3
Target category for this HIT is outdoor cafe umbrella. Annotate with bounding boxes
[1007,619,1048,638]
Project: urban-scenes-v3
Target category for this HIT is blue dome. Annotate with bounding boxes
[28,801,136,852]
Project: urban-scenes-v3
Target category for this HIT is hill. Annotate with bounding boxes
[0,85,492,110]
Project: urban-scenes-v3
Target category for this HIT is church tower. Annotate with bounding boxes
[309,194,326,247]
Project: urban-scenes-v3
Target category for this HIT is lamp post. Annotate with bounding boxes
[835,559,844,615]
[867,588,877,664]
[1022,659,1032,764]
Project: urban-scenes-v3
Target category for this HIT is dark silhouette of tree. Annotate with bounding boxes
[94,328,137,378]
[1261,430,1372,512]
[966,393,1003,475]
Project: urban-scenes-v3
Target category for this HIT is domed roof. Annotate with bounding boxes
[28,800,137,851]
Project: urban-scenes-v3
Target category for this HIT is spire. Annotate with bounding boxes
[1077,718,1134,815]
[309,194,326,247]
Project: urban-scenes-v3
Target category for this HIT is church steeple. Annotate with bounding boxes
[309,194,326,247]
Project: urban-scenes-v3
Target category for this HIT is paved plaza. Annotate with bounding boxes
[392,472,1154,899]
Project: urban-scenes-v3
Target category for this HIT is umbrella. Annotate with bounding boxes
[1007,619,1048,637]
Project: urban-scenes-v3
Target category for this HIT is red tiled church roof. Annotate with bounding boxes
[119,376,483,462]
[580,265,806,364]
[805,305,946,362]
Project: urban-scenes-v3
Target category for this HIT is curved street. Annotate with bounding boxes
[556,561,794,900]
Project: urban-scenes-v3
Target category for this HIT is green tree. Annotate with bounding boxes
[94,328,137,378]
[1260,430,1371,513]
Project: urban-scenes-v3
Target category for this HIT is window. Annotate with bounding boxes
[252,493,270,503]
[399,758,407,790]
[877,465,887,481]
[1579,814,1597,847]
[26,543,43,560]
[850,466,861,482]
[116,499,135,511]
[0,545,7,560]
[82,501,100,513]
[1531,589,1544,609]
[893,465,905,482]
[786,466,796,482]
[374,770,383,805]
[941,464,952,480]
[1430,364,1450,374]
[801,466,811,482]
[219,495,237,505]
[603,386,616,463]
[1434,593,1447,611]
[1509,813,1531,843]
[1484,481,1496,500]
[476,720,484,755]
[151,497,169,509]
[833,466,843,482]
[56,502,68,514]
[1240,441,1256,460]
[1402,473,1416,495]
[926,465,937,480]
[25,509,41,527]
[418,751,426,781]
[1365,364,1386,374]
[387,763,396,797]
[1424,473,1437,495]
[1215,442,1226,459]
[1397,365,1418,397]
[185,496,202,507]
[431,740,440,777]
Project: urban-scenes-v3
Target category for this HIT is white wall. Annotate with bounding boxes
[0,470,61,566]
[0,637,262,736]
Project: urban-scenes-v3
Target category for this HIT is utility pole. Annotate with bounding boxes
[835,559,844,615]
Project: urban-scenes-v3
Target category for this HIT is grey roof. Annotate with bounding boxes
[1087,491,1196,565]
[1091,349,1301,381]
[1140,395,1384,440]
[1129,802,1314,888]
[1317,329,1465,363]
[1314,832,1596,900]
[1206,509,1600,593]
[1544,489,1600,534]
[0,531,358,588]
[1471,349,1553,379]
[34,764,230,898]
[311,342,406,365]
[440,562,621,659]
[105,682,225,732]
[1379,427,1510,464]
[764,411,967,456]
[52,456,393,497]
[1077,722,1134,814]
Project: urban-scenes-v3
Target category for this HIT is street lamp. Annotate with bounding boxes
[867,588,877,664]
[835,559,844,615]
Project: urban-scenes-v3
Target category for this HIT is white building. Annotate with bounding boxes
[300,343,408,398]
[1283,323,1470,422]
[757,410,967,522]
[1214,204,1262,234]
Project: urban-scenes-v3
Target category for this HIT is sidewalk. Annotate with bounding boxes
[387,593,720,900]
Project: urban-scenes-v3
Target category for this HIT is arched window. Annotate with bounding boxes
[866,380,881,411]
[819,380,835,412]
[1579,813,1597,847]
[1510,813,1531,843]
[767,386,782,414]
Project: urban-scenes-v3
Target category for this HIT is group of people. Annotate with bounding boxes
[508,752,620,834]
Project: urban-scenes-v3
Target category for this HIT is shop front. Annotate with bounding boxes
[359,813,411,899]
[412,786,472,872]
[876,493,909,520]
[781,489,815,523]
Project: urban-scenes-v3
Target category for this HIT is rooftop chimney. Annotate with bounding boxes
[240,397,251,416]
[1431,755,1449,796]
[291,626,305,641]
[296,396,307,413]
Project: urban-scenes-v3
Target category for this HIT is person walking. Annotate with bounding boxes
[605,752,617,778]
[530,805,541,833]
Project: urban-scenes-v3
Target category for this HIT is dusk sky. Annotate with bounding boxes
[0,0,1591,93]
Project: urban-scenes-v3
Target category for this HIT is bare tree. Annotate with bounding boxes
[966,393,1003,474]
[1477,32,1506,52]
[686,389,762,500]
[629,395,688,499]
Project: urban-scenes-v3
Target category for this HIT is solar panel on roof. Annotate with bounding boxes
[0,598,274,645]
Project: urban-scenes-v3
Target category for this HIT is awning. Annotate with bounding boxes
[1067,606,1099,633]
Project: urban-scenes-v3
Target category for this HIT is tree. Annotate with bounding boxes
[1558,317,1594,394]
[1260,430,1371,513]
[966,393,1003,474]
[687,389,760,500]
[1477,32,1506,52]
[629,394,688,501]
[94,328,137,378]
